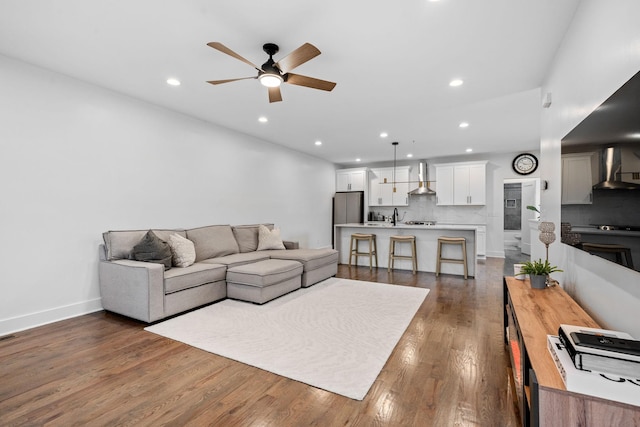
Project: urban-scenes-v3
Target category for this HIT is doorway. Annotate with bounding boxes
[503,178,539,273]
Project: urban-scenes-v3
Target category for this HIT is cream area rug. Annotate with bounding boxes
[145,277,429,400]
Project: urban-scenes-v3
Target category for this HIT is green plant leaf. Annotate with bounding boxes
[518,258,563,275]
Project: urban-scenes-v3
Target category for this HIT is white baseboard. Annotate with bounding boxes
[487,250,506,258]
[0,298,103,336]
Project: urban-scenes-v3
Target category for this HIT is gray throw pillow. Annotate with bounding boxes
[132,230,172,270]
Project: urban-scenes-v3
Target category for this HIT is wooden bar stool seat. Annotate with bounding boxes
[349,233,378,270]
[388,235,417,274]
[581,243,634,268]
[436,236,468,279]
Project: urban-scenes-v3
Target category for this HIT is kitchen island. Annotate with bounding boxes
[335,223,479,277]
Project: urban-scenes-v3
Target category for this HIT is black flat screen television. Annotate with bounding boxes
[561,70,640,272]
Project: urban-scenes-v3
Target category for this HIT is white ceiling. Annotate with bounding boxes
[0,0,579,166]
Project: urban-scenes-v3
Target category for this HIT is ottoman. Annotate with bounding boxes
[226,259,303,304]
[268,248,339,287]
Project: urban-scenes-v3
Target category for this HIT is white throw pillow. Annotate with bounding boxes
[257,225,286,250]
[167,233,196,267]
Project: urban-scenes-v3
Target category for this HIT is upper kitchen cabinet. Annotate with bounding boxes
[369,166,410,206]
[336,168,367,192]
[434,165,454,205]
[561,153,595,204]
[435,161,487,206]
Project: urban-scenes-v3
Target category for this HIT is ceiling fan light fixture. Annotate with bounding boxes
[259,73,283,88]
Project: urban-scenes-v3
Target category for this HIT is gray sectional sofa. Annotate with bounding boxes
[98,224,338,322]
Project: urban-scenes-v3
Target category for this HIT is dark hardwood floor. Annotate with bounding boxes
[0,259,519,426]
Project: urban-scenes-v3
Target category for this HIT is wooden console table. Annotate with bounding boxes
[503,276,640,426]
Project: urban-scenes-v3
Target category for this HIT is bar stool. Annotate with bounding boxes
[436,237,468,279]
[388,235,417,274]
[581,243,634,268]
[349,233,378,270]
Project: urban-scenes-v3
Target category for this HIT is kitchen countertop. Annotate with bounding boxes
[570,226,640,238]
[336,222,484,231]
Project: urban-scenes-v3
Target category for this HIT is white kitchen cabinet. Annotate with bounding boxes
[369,166,410,206]
[435,165,454,205]
[561,153,594,204]
[436,162,486,205]
[336,168,367,192]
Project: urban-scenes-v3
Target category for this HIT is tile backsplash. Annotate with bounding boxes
[368,195,488,225]
[561,190,640,227]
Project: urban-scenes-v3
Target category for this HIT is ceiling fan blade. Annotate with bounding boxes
[275,43,321,73]
[207,76,257,85]
[207,42,260,70]
[286,73,336,92]
[268,86,283,103]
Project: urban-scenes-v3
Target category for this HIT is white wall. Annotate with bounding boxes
[540,0,640,336]
[0,55,336,335]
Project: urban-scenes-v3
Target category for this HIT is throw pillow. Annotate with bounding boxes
[167,233,196,268]
[186,225,239,261]
[257,224,286,251]
[131,230,172,270]
[232,225,260,253]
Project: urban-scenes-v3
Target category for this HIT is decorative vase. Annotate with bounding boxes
[530,274,547,289]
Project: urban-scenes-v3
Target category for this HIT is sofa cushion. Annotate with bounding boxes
[186,225,239,262]
[103,229,186,261]
[164,262,227,294]
[200,251,270,269]
[167,233,196,268]
[226,259,303,287]
[257,225,286,251]
[131,230,173,270]
[267,248,339,271]
[232,224,274,253]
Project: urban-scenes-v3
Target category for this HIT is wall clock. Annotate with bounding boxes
[512,153,538,175]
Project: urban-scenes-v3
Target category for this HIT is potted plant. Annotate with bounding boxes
[518,259,563,289]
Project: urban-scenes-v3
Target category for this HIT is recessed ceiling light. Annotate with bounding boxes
[380,132,388,138]
[466,148,473,153]
[459,122,469,128]
[406,153,413,158]
[315,140,322,146]
[449,79,464,87]
[629,132,640,139]
[258,116,268,123]
[355,158,361,162]
[166,78,181,86]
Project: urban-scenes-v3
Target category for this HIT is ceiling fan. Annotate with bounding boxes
[206,42,336,103]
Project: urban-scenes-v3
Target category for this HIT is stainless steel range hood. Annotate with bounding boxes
[408,161,436,195]
[593,146,640,190]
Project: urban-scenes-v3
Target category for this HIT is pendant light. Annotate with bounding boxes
[392,141,398,193]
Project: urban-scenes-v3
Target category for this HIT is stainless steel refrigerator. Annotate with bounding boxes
[333,192,364,247]
[333,191,364,225]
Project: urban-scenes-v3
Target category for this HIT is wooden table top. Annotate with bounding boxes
[505,276,600,390]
